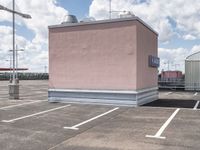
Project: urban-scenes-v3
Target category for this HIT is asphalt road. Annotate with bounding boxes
[0,80,199,150]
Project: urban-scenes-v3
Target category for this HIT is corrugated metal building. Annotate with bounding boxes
[185,51,200,91]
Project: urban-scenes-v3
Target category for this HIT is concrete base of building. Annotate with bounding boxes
[48,87,158,107]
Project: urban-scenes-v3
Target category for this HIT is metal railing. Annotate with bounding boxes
[0,72,49,80]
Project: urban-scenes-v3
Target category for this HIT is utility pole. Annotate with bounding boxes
[0,1,31,99]
[44,66,47,73]
[164,61,170,71]
[109,0,111,19]
[13,0,15,82]
[174,64,180,71]
[15,45,24,79]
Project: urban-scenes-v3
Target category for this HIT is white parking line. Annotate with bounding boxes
[193,101,200,110]
[194,92,198,96]
[0,100,46,110]
[64,107,119,130]
[146,108,180,139]
[1,104,71,123]
[166,92,172,95]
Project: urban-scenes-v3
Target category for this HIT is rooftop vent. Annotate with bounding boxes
[80,17,96,23]
[61,15,78,24]
[119,11,135,18]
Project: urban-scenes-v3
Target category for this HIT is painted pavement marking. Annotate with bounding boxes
[2,104,71,123]
[193,101,200,110]
[64,107,119,130]
[146,108,180,139]
[166,92,172,95]
[0,100,46,110]
[194,92,198,96]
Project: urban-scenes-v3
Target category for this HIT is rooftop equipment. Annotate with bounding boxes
[119,11,135,18]
[61,14,78,24]
[80,17,96,23]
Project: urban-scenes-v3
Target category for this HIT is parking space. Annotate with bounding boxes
[0,103,123,150]
[162,109,200,149]
[0,80,199,150]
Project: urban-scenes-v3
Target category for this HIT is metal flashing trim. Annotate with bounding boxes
[48,87,158,107]
[49,97,137,107]
[48,87,158,94]
[48,16,158,35]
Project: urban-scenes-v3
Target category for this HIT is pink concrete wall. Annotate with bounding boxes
[136,22,158,90]
[49,21,138,90]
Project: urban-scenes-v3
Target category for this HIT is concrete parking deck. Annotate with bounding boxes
[0,80,199,150]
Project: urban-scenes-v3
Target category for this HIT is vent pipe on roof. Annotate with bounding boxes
[61,14,78,24]
[119,11,135,18]
[80,17,96,23]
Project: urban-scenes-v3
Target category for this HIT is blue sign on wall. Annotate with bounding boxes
[149,55,160,68]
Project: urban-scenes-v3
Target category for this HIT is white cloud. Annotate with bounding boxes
[183,34,196,40]
[89,0,200,42]
[0,0,68,72]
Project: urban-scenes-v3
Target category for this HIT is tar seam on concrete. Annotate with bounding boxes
[0,100,46,110]
[193,101,200,110]
[64,107,119,130]
[1,104,71,123]
[146,108,180,139]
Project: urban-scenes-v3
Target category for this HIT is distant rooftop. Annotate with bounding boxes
[48,16,158,35]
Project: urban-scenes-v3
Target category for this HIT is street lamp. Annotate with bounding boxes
[0,0,31,99]
[109,0,112,19]
[6,54,12,80]
[0,4,31,19]
[164,60,170,71]
[9,47,24,79]
[44,66,47,73]
[5,59,11,80]
[16,46,24,79]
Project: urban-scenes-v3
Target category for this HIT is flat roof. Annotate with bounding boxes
[48,16,158,35]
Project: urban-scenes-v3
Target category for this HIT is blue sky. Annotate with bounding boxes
[0,0,200,72]
[58,0,92,20]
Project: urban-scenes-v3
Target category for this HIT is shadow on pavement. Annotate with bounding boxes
[143,99,197,109]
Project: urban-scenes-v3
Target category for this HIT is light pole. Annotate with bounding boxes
[109,0,112,19]
[16,46,24,79]
[10,47,24,80]
[164,60,170,71]
[5,59,11,80]
[0,0,31,99]
[9,51,12,81]
[7,53,12,81]
[44,66,47,73]
[173,64,180,71]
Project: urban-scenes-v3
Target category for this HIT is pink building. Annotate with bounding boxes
[161,71,183,79]
[48,17,159,106]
